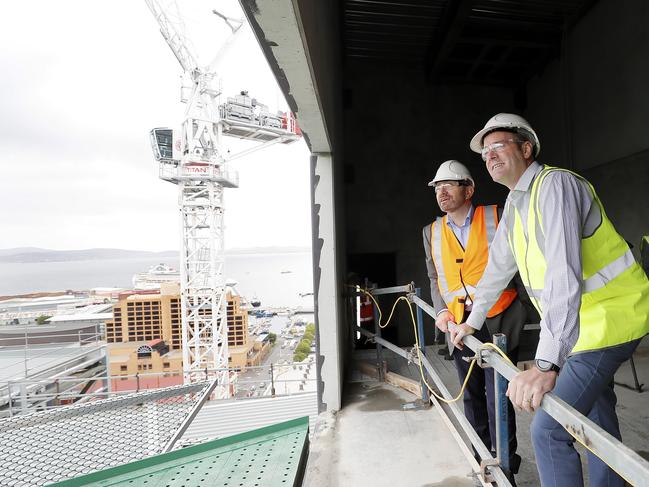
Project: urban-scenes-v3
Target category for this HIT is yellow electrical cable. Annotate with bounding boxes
[364,291,631,483]
[353,287,629,482]
[356,287,472,403]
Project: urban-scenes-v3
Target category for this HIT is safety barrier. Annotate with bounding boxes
[351,282,649,487]
[2,360,317,418]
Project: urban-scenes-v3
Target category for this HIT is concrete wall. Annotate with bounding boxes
[294,0,343,154]
[343,67,517,345]
[526,0,649,256]
[342,0,649,345]
[292,0,348,413]
[243,0,649,408]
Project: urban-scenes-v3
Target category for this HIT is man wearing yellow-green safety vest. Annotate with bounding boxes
[450,113,649,486]
[422,160,526,481]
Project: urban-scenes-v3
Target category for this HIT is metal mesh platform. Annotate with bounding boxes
[50,416,310,487]
[0,381,213,486]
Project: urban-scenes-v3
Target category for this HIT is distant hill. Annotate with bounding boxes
[0,246,311,263]
[0,248,178,263]
[0,247,51,257]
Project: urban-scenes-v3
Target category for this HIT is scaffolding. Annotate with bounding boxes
[351,283,649,487]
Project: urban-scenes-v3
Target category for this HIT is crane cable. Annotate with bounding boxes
[354,288,630,483]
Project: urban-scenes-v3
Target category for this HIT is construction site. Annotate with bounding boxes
[2,0,649,486]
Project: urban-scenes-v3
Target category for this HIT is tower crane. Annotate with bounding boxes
[144,0,301,394]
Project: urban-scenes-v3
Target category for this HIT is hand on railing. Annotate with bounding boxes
[449,322,476,350]
[507,366,557,413]
[435,311,455,333]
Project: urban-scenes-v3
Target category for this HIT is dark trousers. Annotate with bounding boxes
[452,324,521,474]
[530,339,640,486]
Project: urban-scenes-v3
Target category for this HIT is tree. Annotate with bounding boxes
[293,351,307,362]
[267,332,277,344]
[296,341,310,355]
[35,315,51,325]
[306,323,315,334]
[303,329,315,341]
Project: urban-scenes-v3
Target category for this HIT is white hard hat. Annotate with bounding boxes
[470,113,541,157]
[428,160,474,187]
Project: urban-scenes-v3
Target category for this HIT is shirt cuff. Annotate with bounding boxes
[436,308,448,317]
[535,336,570,368]
[465,310,487,330]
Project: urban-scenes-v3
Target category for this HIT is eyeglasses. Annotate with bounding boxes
[480,138,521,161]
[434,180,469,192]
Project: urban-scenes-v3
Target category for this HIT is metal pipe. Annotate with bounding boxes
[493,333,510,474]
[373,299,384,381]
[355,325,511,485]
[162,379,219,452]
[369,284,413,296]
[356,326,409,361]
[415,288,428,403]
[410,294,436,320]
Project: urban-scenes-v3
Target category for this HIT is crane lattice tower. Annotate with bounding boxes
[145,0,300,394]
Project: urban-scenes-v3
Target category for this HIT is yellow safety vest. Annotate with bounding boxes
[431,205,517,322]
[506,166,649,353]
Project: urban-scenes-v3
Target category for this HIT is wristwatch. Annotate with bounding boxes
[535,359,560,373]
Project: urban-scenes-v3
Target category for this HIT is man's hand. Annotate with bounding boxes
[449,323,475,350]
[507,368,557,412]
[435,311,455,333]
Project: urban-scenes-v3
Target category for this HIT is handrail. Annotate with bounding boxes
[1,360,317,416]
[355,325,512,486]
[357,283,649,487]
[409,292,649,487]
[0,331,102,341]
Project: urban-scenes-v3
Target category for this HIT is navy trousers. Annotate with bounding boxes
[530,339,640,486]
[452,324,521,473]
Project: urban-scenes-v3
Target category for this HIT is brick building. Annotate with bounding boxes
[105,283,264,390]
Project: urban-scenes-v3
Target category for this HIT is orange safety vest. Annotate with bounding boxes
[430,205,517,321]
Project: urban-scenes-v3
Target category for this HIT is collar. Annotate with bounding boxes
[512,161,543,193]
[446,205,474,228]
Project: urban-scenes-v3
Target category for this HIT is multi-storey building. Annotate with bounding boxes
[105,283,264,390]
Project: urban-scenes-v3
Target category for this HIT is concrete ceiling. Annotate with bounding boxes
[343,0,598,85]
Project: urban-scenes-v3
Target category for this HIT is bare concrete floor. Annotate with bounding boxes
[303,379,484,487]
[305,338,649,486]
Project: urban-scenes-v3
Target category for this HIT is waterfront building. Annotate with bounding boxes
[0,294,105,326]
[105,283,267,389]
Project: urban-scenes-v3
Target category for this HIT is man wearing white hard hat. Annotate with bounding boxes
[451,113,649,486]
[422,160,525,480]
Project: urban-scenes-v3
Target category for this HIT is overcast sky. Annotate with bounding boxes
[0,1,312,252]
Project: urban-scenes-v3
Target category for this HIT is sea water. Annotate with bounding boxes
[0,251,313,308]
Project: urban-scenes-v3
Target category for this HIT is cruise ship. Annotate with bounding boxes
[132,264,180,290]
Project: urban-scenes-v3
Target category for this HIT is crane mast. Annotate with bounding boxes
[145,0,300,395]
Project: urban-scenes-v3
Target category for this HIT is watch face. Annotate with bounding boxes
[536,359,552,371]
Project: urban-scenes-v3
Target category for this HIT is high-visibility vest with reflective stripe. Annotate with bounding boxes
[506,166,649,353]
[431,205,517,322]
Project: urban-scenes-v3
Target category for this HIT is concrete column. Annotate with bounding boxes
[311,152,342,412]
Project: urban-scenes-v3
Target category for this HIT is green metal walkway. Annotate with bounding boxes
[52,416,310,487]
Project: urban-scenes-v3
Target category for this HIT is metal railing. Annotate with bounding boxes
[0,330,104,378]
[352,282,649,487]
[2,360,317,417]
